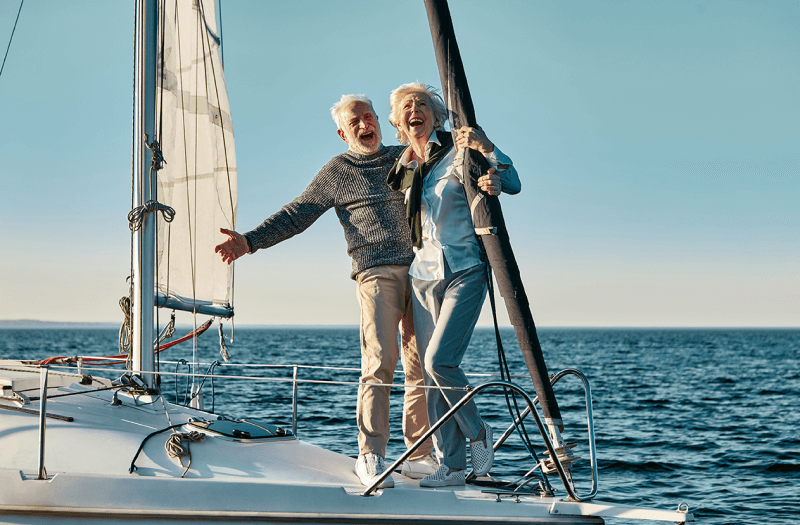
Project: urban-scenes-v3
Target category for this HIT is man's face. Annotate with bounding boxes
[337,102,382,155]
[398,93,434,144]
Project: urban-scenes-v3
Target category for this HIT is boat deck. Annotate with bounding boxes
[0,361,690,524]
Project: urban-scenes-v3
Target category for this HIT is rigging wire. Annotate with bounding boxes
[124,0,235,406]
[38,318,212,367]
[153,0,169,389]
[218,0,224,67]
[127,0,137,372]
[0,0,23,81]
[217,0,235,348]
[190,0,201,400]
[485,264,551,491]
[166,0,200,395]
[198,0,237,293]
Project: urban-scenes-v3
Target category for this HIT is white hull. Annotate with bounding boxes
[0,362,691,524]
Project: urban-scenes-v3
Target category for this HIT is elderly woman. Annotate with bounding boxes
[387,83,520,487]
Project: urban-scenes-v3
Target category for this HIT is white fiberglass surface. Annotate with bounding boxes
[0,381,359,485]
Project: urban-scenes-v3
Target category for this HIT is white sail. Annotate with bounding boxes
[155,0,236,316]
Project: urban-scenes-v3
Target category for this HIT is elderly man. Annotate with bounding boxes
[214,95,435,488]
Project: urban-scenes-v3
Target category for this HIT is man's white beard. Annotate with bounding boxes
[349,129,382,155]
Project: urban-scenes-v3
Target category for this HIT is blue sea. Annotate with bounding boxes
[2,327,798,524]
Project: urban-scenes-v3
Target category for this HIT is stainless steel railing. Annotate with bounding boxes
[37,365,49,480]
[489,369,598,498]
[29,360,597,499]
[362,374,598,502]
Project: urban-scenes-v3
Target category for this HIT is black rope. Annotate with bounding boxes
[0,0,23,80]
[129,422,186,473]
[486,266,554,494]
[29,384,127,400]
[190,360,220,410]
[175,358,189,405]
[485,264,548,484]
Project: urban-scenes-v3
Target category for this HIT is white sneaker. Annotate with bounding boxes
[400,453,439,479]
[419,463,465,488]
[470,421,494,476]
[355,453,394,488]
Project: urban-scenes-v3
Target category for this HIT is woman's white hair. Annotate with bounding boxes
[388,82,449,145]
[330,94,377,130]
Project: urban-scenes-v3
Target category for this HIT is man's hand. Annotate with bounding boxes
[215,228,249,265]
[478,167,502,196]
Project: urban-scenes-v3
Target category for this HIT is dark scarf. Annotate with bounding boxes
[387,132,453,249]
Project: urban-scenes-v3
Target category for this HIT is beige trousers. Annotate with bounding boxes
[356,264,432,461]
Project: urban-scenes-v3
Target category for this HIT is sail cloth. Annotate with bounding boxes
[155,0,236,317]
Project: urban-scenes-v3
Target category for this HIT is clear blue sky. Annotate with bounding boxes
[1,1,797,327]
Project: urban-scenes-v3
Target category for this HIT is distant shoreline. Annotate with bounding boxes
[0,320,120,329]
[0,320,796,330]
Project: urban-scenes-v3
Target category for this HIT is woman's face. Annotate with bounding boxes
[398,93,434,143]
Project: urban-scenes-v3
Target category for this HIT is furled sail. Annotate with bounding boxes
[155,0,236,317]
[423,0,563,429]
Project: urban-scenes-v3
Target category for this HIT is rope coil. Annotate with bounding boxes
[218,322,231,362]
[165,430,205,478]
[146,139,166,171]
[127,200,175,232]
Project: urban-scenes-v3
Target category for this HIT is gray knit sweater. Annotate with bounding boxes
[244,145,413,279]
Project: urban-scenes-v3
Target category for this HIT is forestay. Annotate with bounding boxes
[155,0,236,317]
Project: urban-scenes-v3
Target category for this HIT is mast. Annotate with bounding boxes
[423,0,567,444]
[132,0,158,389]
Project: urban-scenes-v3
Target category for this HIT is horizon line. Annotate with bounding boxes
[0,320,797,330]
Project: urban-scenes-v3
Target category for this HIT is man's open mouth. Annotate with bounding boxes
[360,132,374,140]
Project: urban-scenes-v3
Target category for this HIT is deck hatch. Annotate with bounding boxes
[187,417,292,440]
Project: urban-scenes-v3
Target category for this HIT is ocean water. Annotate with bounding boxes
[1,326,798,524]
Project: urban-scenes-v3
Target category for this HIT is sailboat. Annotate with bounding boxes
[0,1,694,523]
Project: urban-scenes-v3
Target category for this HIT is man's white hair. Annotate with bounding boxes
[388,82,448,145]
[330,94,377,130]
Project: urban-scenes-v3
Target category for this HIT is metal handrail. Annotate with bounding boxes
[25,361,596,499]
[490,369,598,499]
[37,365,49,480]
[362,378,595,501]
[291,365,298,436]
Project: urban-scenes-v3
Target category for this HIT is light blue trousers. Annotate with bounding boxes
[412,261,487,470]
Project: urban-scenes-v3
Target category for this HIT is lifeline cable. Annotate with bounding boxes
[36,318,213,367]
[0,0,23,80]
